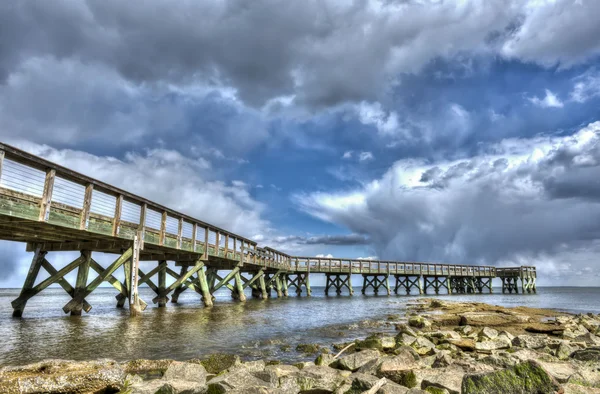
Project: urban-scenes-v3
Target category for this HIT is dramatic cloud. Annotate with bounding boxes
[295,122,600,285]
[3,0,600,111]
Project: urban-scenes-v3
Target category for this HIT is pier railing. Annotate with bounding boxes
[0,144,257,262]
[496,266,537,278]
[291,256,498,277]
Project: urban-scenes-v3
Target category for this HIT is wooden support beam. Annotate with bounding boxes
[0,150,5,180]
[62,247,133,314]
[156,261,168,307]
[113,195,123,236]
[258,272,268,299]
[157,259,204,304]
[38,169,56,221]
[79,184,93,230]
[177,218,183,249]
[170,266,188,303]
[212,267,239,292]
[197,266,213,307]
[129,233,142,316]
[71,250,92,316]
[159,211,167,246]
[12,245,46,317]
[13,254,85,315]
[203,227,209,259]
[234,271,247,301]
[89,259,127,301]
[40,258,92,312]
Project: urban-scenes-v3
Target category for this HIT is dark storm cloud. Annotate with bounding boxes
[3,0,599,110]
[295,122,600,284]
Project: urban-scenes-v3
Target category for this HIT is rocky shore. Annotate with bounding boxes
[1,299,599,394]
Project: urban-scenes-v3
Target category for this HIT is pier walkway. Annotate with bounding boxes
[0,143,537,317]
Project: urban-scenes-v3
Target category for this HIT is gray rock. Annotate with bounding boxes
[498,331,515,341]
[456,325,473,335]
[335,349,381,372]
[132,380,206,394]
[419,365,464,394]
[408,315,432,329]
[479,327,499,340]
[397,334,418,347]
[207,368,274,393]
[377,350,420,386]
[163,361,207,385]
[570,347,600,362]
[343,373,412,394]
[264,364,299,378]
[396,324,418,337]
[382,336,397,349]
[461,360,562,394]
[537,361,578,383]
[432,352,454,368]
[474,336,512,353]
[447,338,476,352]
[279,364,350,393]
[556,341,575,360]
[315,353,336,366]
[412,337,436,356]
[200,354,241,374]
[512,335,548,349]
[0,359,126,394]
[575,333,600,346]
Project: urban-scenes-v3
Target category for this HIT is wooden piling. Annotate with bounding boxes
[71,250,92,316]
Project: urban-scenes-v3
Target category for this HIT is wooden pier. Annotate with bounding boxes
[0,143,537,317]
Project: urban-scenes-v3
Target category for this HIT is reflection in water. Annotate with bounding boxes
[0,286,598,366]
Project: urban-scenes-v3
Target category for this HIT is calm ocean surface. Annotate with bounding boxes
[0,286,598,366]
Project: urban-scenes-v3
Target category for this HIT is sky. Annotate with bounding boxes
[1,0,600,287]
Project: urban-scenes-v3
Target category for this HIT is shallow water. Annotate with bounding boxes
[0,286,598,366]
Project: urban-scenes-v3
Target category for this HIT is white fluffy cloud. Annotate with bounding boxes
[12,141,270,239]
[528,89,564,108]
[295,122,600,285]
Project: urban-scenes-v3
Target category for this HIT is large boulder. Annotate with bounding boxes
[418,366,464,394]
[408,315,432,329]
[0,359,125,394]
[334,349,381,372]
[461,360,562,394]
[200,353,241,374]
[376,349,420,387]
[278,364,350,393]
[537,361,577,384]
[163,361,207,385]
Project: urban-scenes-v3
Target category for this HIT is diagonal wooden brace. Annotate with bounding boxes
[153,260,204,304]
[63,247,133,314]
[12,255,84,313]
[89,259,147,310]
[41,258,92,313]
